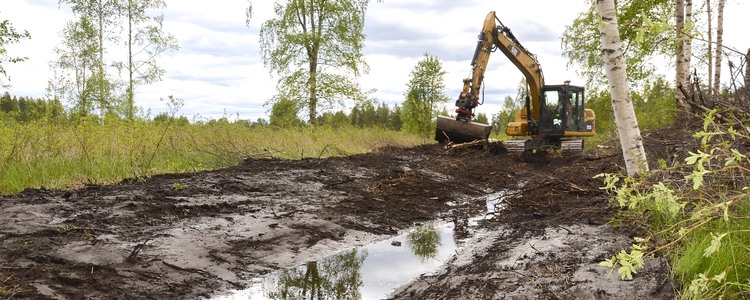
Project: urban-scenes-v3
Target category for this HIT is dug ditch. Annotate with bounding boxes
[0,143,675,299]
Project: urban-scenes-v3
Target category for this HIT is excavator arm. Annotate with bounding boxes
[454,11,544,122]
[436,11,545,144]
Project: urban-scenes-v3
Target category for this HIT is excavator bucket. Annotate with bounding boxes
[435,115,492,144]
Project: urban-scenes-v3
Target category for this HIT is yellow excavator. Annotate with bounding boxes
[435,11,596,151]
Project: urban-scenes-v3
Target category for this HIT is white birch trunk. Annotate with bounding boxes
[675,0,688,108]
[713,0,726,95]
[596,0,649,176]
[686,0,692,85]
[706,0,714,98]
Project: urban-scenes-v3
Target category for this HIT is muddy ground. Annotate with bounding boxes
[0,131,689,299]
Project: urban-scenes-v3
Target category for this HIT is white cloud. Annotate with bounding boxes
[2,1,748,121]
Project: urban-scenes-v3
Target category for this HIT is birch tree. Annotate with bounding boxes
[59,0,122,119]
[0,18,30,88]
[712,0,726,96]
[122,0,178,120]
[52,16,100,116]
[675,0,692,110]
[402,53,450,137]
[685,0,693,99]
[706,0,714,98]
[675,0,684,103]
[597,0,649,176]
[562,0,673,88]
[256,0,370,125]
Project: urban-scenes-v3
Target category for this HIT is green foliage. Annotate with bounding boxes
[266,248,367,299]
[58,0,124,118]
[269,97,304,128]
[584,76,674,147]
[347,101,401,130]
[407,223,441,262]
[0,93,66,124]
[489,79,527,140]
[50,1,175,120]
[170,182,185,191]
[597,110,750,298]
[562,0,673,88]
[0,17,31,88]
[0,114,427,195]
[259,0,370,124]
[402,52,450,137]
[121,0,178,121]
[153,112,189,126]
[633,77,675,129]
[473,112,489,125]
[599,237,648,280]
[491,95,518,135]
[51,15,102,117]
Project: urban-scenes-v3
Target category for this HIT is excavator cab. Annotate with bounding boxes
[522,83,593,151]
[538,84,583,137]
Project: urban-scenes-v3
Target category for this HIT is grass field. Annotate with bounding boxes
[0,118,429,195]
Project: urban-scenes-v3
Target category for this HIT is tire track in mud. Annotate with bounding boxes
[0,143,674,299]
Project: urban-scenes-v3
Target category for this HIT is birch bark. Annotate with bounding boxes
[675,0,688,108]
[713,0,726,95]
[596,0,649,176]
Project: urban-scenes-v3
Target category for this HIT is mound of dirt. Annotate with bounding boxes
[0,135,684,299]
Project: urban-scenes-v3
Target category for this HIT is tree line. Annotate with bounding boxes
[0,92,65,123]
[1,1,481,139]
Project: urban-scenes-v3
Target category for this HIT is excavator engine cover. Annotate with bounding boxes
[435,115,492,144]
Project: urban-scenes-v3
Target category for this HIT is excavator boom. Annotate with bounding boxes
[435,11,595,150]
[436,11,544,144]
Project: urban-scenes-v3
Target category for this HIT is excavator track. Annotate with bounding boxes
[503,138,584,152]
[560,139,584,151]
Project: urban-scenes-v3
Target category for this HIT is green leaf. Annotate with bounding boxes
[685,170,710,190]
[599,258,615,268]
[635,30,644,44]
[618,265,635,281]
[712,271,726,283]
[703,109,717,131]
[678,227,687,237]
[684,151,700,165]
[722,203,729,222]
[703,233,727,257]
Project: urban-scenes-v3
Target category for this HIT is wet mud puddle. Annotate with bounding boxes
[212,193,506,300]
[212,222,455,300]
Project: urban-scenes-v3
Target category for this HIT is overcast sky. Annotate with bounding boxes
[2,0,749,122]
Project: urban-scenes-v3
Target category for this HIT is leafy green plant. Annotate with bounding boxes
[596,109,750,298]
[171,182,185,191]
[599,237,648,280]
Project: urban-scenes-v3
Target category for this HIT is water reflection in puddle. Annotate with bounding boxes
[485,192,506,214]
[213,222,457,300]
[468,191,510,226]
